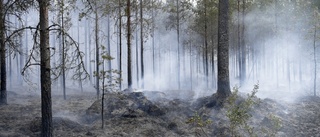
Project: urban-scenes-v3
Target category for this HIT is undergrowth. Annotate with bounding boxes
[187,83,283,137]
[226,83,260,137]
[186,112,212,137]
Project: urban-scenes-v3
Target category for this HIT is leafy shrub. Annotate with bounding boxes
[226,84,260,137]
[186,111,213,137]
[261,114,282,137]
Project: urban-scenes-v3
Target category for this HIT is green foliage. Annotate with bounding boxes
[93,45,122,93]
[94,69,121,92]
[261,114,282,137]
[226,84,260,137]
[186,112,212,137]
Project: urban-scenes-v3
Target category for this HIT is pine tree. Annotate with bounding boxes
[217,0,231,98]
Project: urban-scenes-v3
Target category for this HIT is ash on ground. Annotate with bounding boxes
[0,88,319,137]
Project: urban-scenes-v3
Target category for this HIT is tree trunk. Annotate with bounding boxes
[61,0,66,100]
[237,0,241,84]
[18,21,23,85]
[24,15,28,87]
[88,20,93,85]
[107,15,112,84]
[84,19,89,83]
[15,18,21,85]
[95,2,100,98]
[217,0,231,98]
[127,0,132,89]
[77,16,83,92]
[39,0,52,136]
[0,0,7,105]
[119,0,122,90]
[8,45,11,89]
[240,0,246,86]
[176,0,180,89]
[101,61,105,129]
[140,0,144,88]
[212,42,216,89]
[204,0,208,89]
[152,0,155,88]
[275,0,279,87]
[135,8,139,88]
[190,44,193,90]
[313,15,317,96]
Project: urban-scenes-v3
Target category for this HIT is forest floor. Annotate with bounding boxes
[0,86,320,137]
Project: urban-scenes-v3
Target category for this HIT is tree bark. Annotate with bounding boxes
[211,42,216,89]
[61,0,66,100]
[127,0,132,89]
[176,0,180,89]
[190,44,193,90]
[135,8,139,88]
[101,62,105,129]
[204,0,208,89]
[119,0,122,90]
[0,0,7,105]
[240,0,246,86]
[152,0,155,88]
[237,0,241,84]
[107,15,112,85]
[95,2,100,98]
[217,0,231,98]
[39,0,52,136]
[140,0,144,88]
[77,16,83,92]
[313,13,317,96]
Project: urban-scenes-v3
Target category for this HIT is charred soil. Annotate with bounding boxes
[0,88,319,137]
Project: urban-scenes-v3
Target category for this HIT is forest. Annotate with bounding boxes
[1,0,320,136]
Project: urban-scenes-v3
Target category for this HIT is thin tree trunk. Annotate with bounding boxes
[140,0,144,88]
[176,0,180,89]
[19,20,23,85]
[7,14,11,89]
[78,17,83,92]
[196,51,200,88]
[204,0,208,89]
[313,17,317,96]
[119,0,122,90]
[240,0,246,86]
[212,42,216,89]
[84,19,89,82]
[24,15,28,87]
[127,0,132,89]
[9,43,12,89]
[275,0,279,87]
[152,0,155,88]
[107,15,112,84]
[101,61,105,129]
[135,9,139,88]
[158,38,161,82]
[95,2,100,98]
[39,0,52,136]
[237,0,241,84]
[88,20,93,85]
[190,44,193,90]
[14,18,19,85]
[61,0,66,100]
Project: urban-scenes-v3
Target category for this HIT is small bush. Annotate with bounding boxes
[226,84,260,137]
[186,111,213,137]
[261,114,282,137]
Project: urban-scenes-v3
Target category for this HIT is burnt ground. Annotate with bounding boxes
[0,87,320,137]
